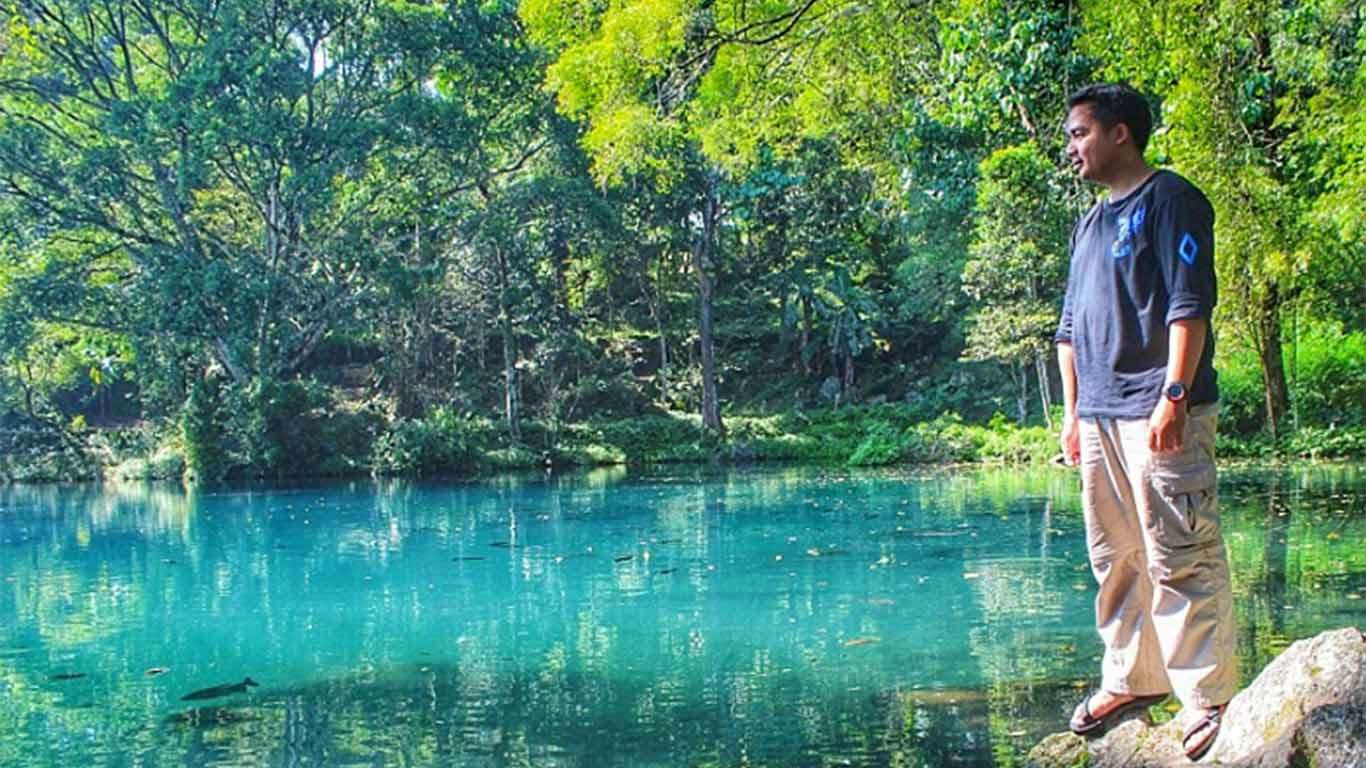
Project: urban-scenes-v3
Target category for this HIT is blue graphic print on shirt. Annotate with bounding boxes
[1110,204,1146,260]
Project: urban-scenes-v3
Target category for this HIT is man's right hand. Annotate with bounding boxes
[1060,415,1081,466]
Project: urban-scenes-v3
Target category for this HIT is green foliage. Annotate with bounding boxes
[181,376,228,485]
[108,444,186,483]
[371,409,499,476]
[848,422,907,466]
[0,0,1362,485]
[962,144,1072,366]
[1286,323,1366,428]
[848,411,1056,466]
[1080,0,1365,431]
[0,414,93,483]
[1214,345,1267,437]
[1219,323,1366,436]
[1219,425,1366,460]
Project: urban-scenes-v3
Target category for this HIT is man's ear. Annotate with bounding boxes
[1112,121,1132,146]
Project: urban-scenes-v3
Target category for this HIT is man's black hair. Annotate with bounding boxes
[1067,84,1153,152]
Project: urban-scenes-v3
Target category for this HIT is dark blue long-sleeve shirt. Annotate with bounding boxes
[1055,170,1219,419]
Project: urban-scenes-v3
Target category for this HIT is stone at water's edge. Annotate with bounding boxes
[1024,627,1365,768]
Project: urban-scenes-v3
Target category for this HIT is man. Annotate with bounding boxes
[1055,83,1236,762]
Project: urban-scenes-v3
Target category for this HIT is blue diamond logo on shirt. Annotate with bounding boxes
[1132,205,1146,230]
[1111,240,1132,259]
[1179,233,1198,265]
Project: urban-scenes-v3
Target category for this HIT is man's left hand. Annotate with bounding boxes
[1148,398,1187,454]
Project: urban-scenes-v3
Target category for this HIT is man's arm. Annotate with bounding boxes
[1058,342,1080,465]
[1148,318,1207,453]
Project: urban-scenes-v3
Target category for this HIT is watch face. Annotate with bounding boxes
[1165,383,1187,401]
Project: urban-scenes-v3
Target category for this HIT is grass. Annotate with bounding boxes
[6,402,1364,484]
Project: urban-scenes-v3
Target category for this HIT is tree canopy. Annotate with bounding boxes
[1,0,1361,480]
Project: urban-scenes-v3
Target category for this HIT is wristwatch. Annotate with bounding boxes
[1164,382,1188,403]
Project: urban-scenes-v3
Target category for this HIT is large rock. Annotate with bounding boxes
[1025,627,1365,767]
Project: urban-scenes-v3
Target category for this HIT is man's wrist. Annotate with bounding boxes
[1163,381,1188,404]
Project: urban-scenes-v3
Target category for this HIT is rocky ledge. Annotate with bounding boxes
[1026,627,1364,767]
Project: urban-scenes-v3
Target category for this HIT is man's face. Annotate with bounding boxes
[1064,104,1122,182]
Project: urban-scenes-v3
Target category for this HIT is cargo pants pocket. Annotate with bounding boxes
[1144,461,1218,553]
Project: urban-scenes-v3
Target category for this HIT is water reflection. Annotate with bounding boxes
[0,463,1362,767]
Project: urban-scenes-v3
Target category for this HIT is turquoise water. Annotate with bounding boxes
[2,464,1362,767]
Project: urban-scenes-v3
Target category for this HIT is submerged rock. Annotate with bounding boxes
[1025,627,1364,767]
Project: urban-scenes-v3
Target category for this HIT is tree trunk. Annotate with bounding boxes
[799,295,813,376]
[495,246,521,441]
[1257,286,1289,441]
[549,225,572,326]
[1035,352,1054,429]
[1015,361,1029,425]
[693,173,725,438]
[650,250,669,397]
[18,362,35,418]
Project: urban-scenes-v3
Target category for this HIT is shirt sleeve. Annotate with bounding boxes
[1054,225,1079,344]
[1153,190,1217,325]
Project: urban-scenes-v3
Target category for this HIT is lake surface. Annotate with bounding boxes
[1,463,1363,767]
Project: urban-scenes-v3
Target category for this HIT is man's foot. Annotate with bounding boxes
[1069,690,1169,736]
[1182,704,1226,761]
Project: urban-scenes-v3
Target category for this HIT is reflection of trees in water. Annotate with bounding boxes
[2,463,1361,766]
[1224,464,1366,679]
[964,494,1079,766]
[0,481,195,541]
[141,665,1008,767]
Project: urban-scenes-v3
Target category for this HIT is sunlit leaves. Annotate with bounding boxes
[961,144,1069,365]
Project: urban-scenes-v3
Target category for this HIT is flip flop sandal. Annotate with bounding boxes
[1069,691,1168,736]
[1182,704,1226,761]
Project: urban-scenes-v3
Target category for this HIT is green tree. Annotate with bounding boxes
[962,144,1071,426]
[521,0,748,435]
[0,0,547,469]
[1079,0,1364,438]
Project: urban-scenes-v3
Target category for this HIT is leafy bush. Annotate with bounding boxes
[1286,324,1366,428]
[371,408,498,476]
[845,410,1055,466]
[109,444,185,481]
[1213,344,1265,436]
[181,376,228,484]
[0,413,94,482]
[1282,425,1366,459]
[1216,323,1366,436]
[848,421,905,466]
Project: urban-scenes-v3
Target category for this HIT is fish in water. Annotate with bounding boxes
[145,667,169,677]
[180,677,259,701]
[843,637,881,647]
[613,554,633,563]
[490,541,519,549]
[451,556,486,562]
[50,672,87,681]
[656,568,677,575]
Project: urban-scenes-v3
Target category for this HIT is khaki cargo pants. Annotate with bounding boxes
[1078,404,1238,708]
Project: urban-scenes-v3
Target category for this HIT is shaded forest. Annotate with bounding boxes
[0,0,1362,481]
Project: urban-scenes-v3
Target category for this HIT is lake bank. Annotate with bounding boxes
[3,404,1364,485]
